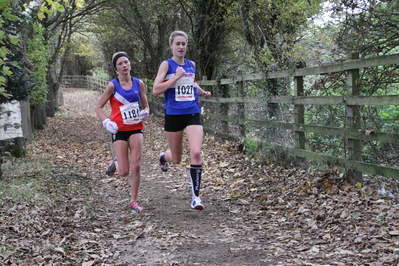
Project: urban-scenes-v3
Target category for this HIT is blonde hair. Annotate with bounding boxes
[169,31,188,46]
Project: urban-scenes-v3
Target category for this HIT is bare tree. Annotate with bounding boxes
[332,0,399,56]
[238,0,323,70]
[37,0,107,117]
[178,0,234,79]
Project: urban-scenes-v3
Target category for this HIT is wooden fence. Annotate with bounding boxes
[63,76,108,91]
[62,53,399,183]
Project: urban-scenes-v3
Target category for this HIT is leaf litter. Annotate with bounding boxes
[1,87,399,265]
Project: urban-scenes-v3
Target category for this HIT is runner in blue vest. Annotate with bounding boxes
[153,31,212,210]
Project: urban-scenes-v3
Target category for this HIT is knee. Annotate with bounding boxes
[190,150,201,161]
[119,169,130,177]
[131,163,141,173]
[171,158,181,164]
[169,154,181,164]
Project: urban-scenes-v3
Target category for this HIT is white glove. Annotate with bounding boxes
[102,118,118,134]
[139,110,149,121]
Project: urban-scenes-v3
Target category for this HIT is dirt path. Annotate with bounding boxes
[2,87,399,266]
[85,87,273,265]
[98,162,271,265]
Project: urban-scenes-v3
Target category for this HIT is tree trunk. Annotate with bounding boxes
[20,100,33,140]
[31,105,47,129]
[45,68,60,117]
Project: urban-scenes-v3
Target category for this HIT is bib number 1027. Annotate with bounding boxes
[177,85,193,95]
[175,77,195,101]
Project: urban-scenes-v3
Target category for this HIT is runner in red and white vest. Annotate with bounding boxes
[95,51,149,213]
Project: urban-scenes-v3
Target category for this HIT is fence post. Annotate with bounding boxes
[238,79,246,139]
[347,53,363,184]
[87,76,91,90]
[216,75,230,138]
[294,74,305,165]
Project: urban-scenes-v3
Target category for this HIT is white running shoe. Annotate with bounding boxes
[191,197,204,210]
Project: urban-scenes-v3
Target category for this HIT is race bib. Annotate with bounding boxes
[175,76,195,101]
[119,102,140,124]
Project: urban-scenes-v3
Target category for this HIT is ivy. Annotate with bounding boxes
[0,0,19,100]
[35,0,85,21]
[28,23,49,108]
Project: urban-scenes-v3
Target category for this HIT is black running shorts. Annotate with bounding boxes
[164,113,202,132]
[112,129,143,142]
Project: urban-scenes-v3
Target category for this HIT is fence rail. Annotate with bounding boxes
[63,76,108,91]
[62,53,399,182]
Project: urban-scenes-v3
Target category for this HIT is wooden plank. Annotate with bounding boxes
[294,96,345,105]
[205,95,399,106]
[293,148,399,180]
[203,115,295,130]
[215,54,399,82]
[268,95,399,106]
[219,73,272,85]
[268,96,292,103]
[356,131,399,143]
[203,110,399,144]
[294,124,399,143]
[203,113,237,123]
[272,145,399,180]
[197,80,217,86]
[344,95,399,105]
[295,54,399,77]
[267,71,292,79]
[250,120,294,130]
[203,97,264,104]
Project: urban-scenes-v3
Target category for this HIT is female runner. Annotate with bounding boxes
[153,31,212,210]
[95,51,149,212]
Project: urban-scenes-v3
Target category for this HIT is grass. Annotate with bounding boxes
[0,155,52,204]
[0,153,92,207]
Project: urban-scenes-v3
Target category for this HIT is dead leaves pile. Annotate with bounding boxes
[1,87,399,265]
[199,131,399,265]
[200,136,399,264]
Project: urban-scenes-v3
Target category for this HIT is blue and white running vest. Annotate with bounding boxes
[162,58,201,115]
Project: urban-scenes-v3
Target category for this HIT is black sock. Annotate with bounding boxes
[190,164,202,198]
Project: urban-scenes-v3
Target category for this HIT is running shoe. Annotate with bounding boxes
[129,201,143,213]
[191,197,204,210]
[159,152,169,172]
[105,157,117,176]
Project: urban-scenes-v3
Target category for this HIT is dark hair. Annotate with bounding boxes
[112,52,129,69]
